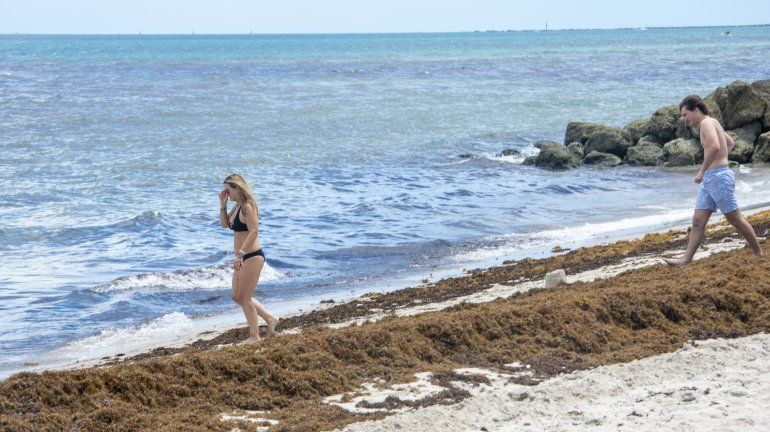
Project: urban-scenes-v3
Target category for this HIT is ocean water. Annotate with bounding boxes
[2,27,770,378]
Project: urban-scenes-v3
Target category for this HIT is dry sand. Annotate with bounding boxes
[338,333,770,431]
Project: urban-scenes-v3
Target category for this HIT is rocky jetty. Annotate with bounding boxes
[530,79,770,170]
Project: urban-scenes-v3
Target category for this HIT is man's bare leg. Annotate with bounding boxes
[664,209,712,266]
[724,209,764,256]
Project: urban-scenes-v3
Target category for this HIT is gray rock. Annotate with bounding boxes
[566,141,584,159]
[727,138,754,163]
[498,148,521,157]
[752,132,770,163]
[715,80,767,130]
[623,119,650,146]
[583,150,622,167]
[750,79,770,132]
[751,79,770,98]
[664,138,702,167]
[648,105,682,142]
[563,122,614,145]
[727,121,761,163]
[534,140,560,149]
[731,121,762,143]
[624,143,666,166]
[637,134,664,147]
[522,155,537,166]
[676,119,694,139]
[703,90,725,125]
[583,128,632,158]
[544,269,566,289]
[533,142,581,170]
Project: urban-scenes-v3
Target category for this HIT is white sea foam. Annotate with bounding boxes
[457,208,694,264]
[39,312,235,368]
[91,262,282,293]
[483,144,539,165]
[736,180,753,194]
[63,312,194,350]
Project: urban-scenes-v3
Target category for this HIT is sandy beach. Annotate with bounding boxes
[338,333,770,431]
[1,210,769,431]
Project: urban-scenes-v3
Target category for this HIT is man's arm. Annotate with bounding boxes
[725,132,736,153]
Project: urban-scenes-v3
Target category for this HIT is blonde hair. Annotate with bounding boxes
[224,173,258,210]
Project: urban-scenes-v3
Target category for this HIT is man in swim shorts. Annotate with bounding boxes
[663,95,764,266]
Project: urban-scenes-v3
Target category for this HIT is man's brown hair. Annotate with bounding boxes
[679,95,709,115]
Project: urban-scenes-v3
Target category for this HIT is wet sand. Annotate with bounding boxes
[1,211,769,431]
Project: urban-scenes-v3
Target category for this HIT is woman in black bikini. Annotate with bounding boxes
[219,173,278,344]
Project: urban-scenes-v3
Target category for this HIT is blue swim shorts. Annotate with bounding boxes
[694,166,738,214]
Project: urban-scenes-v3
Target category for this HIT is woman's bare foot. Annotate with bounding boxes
[238,336,262,345]
[267,317,279,337]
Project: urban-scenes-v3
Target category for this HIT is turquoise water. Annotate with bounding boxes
[1,26,770,377]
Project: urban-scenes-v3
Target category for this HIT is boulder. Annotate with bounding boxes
[498,148,521,157]
[750,79,770,100]
[713,80,766,130]
[533,142,581,170]
[564,122,614,145]
[522,155,537,166]
[703,90,725,125]
[624,143,666,166]
[544,269,566,289]
[566,141,584,159]
[583,128,632,158]
[648,105,685,143]
[583,150,622,167]
[750,79,770,132]
[727,121,761,163]
[664,138,702,167]
[637,134,664,147]
[534,140,559,149]
[623,119,650,146]
[727,138,754,164]
[752,132,770,163]
[730,121,762,143]
[676,119,693,139]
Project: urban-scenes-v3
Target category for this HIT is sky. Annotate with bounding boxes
[0,0,768,34]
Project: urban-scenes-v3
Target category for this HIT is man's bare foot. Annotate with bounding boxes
[663,257,689,266]
[267,317,279,337]
[238,336,262,345]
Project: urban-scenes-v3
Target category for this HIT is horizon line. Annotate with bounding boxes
[1,23,768,36]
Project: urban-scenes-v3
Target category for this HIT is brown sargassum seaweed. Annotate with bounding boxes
[2,212,769,431]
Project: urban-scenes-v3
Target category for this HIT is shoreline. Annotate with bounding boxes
[8,202,770,380]
[2,210,768,430]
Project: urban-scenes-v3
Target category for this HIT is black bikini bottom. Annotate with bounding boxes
[243,249,265,261]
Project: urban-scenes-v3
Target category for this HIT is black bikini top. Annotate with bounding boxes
[229,206,248,232]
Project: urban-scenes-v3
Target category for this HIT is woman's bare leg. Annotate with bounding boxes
[236,256,280,341]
